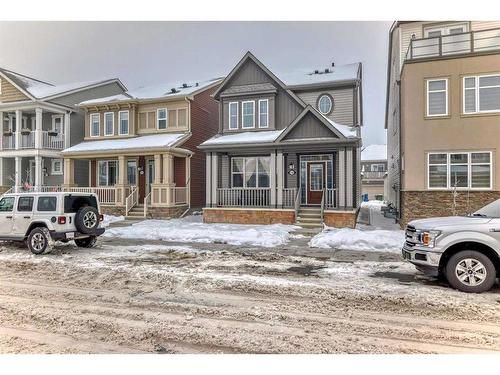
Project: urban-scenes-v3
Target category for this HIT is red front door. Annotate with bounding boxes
[307,162,325,205]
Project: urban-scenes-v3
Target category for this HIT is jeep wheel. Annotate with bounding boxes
[74,236,97,248]
[27,228,52,255]
[75,206,100,234]
[445,250,496,293]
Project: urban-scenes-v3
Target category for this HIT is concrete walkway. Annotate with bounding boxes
[357,203,400,231]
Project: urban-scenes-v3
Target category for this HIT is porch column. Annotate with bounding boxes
[34,155,43,189]
[154,154,162,184]
[64,112,71,149]
[0,157,3,187]
[163,154,174,204]
[63,158,75,187]
[35,107,43,149]
[276,151,284,207]
[346,147,354,208]
[186,156,191,207]
[14,156,22,192]
[117,155,127,205]
[0,111,4,150]
[211,153,218,207]
[338,149,346,209]
[206,153,212,207]
[270,152,277,206]
[15,110,22,150]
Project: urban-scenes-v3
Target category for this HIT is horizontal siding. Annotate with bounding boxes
[297,87,354,126]
[470,21,500,31]
[0,77,29,102]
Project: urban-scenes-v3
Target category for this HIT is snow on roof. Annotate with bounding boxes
[276,63,360,87]
[319,114,359,138]
[361,144,387,161]
[201,130,284,146]
[79,94,132,106]
[62,133,187,154]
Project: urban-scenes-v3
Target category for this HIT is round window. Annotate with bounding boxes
[318,94,333,114]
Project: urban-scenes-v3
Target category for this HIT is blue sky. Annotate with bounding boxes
[0,21,391,145]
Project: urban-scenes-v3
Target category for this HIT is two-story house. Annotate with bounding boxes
[61,78,221,218]
[386,21,500,226]
[361,144,387,201]
[0,67,126,194]
[199,52,362,228]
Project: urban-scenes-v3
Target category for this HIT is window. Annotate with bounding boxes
[258,99,269,128]
[424,23,468,37]
[463,74,500,114]
[52,115,63,135]
[428,152,492,189]
[242,101,255,129]
[231,157,270,188]
[90,113,100,137]
[37,197,57,212]
[228,102,238,129]
[157,109,167,129]
[371,164,385,172]
[98,160,118,186]
[426,79,448,116]
[0,197,14,212]
[51,159,63,175]
[17,196,34,212]
[104,112,114,136]
[318,94,333,114]
[119,111,129,135]
[127,160,137,186]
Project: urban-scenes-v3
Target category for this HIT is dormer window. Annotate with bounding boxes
[242,101,255,129]
[318,94,333,115]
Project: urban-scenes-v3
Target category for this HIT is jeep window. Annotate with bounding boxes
[37,197,57,212]
[0,197,15,212]
[473,199,500,218]
[17,197,34,212]
[64,195,98,213]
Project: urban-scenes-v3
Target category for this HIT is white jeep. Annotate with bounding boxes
[0,191,105,254]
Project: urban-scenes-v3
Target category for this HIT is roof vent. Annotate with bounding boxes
[331,62,335,67]
[314,69,319,74]
[195,82,199,87]
[171,88,178,93]
[325,68,330,74]
[182,83,188,88]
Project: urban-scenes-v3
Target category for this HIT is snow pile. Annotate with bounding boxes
[361,200,386,210]
[309,227,405,253]
[104,217,299,248]
[101,215,125,228]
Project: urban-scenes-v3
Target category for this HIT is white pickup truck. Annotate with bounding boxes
[0,192,105,254]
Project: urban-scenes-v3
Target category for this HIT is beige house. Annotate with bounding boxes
[361,144,387,201]
[386,21,500,225]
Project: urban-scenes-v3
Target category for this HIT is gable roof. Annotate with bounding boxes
[200,129,284,147]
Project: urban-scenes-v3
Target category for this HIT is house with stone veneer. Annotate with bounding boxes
[61,78,221,218]
[386,21,500,226]
[0,67,126,194]
[199,52,362,228]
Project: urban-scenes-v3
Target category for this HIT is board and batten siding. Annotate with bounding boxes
[221,95,276,131]
[0,78,29,103]
[283,112,338,140]
[296,87,355,126]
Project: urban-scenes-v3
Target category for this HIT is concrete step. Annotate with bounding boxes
[296,222,324,229]
[298,207,322,212]
[296,217,322,224]
[125,215,145,220]
[297,212,322,218]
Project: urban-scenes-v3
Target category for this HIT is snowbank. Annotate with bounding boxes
[104,217,299,248]
[361,200,386,210]
[101,215,125,228]
[309,227,405,253]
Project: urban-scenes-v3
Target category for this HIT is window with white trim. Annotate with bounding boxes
[318,94,333,114]
[428,152,492,189]
[157,109,167,130]
[242,101,255,129]
[231,156,270,188]
[52,115,63,135]
[90,113,100,137]
[51,159,63,175]
[258,99,269,128]
[119,111,129,135]
[228,102,238,129]
[463,74,500,114]
[426,78,448,116]
[371,164,385,172]
[424,23,468,37]
[104,112,114,136]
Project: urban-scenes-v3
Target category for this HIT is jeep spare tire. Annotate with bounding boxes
[75,206,100,234]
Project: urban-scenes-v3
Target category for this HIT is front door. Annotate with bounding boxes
[307,162,325,205]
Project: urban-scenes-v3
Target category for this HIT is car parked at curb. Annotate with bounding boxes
[0,192,105,254]
[403,200,500,293]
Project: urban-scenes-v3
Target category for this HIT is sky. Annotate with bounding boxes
[0,21,391,146]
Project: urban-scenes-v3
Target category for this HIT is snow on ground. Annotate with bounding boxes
[309,227,405,253]
[104,215,299,248]
[361,200,386,209]
[101,214,125,228]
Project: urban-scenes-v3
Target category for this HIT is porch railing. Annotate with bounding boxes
[325,188,338,209]
[294,187,301,221]
[125,186,138,215]
[171,187,187,205]
[20,132,35,149]
[282,188,297,208]
[42,131,64,150]
[144,191,151,218]
[2,135,15,150]
[0,131,64,150]
[362,171,386,179]
[67,187,117,205]
[217,188,271,207]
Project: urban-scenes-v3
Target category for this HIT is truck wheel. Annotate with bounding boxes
[75,206,100,234]
[445,250,497,293]
[27,227,53,255]
[74,236,97,248]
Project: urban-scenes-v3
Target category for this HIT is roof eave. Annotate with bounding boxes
[41,78,128,101]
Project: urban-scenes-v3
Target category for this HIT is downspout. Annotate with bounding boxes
[397,79,402,222]
[180,153,193,218]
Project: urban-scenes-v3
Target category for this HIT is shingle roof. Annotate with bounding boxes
[221,83,277,96]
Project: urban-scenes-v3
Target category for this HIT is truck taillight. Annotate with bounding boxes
[58,216,66,225]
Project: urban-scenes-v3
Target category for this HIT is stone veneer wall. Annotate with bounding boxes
[148,206,187,219]
[100,206,127,217]
[323,210,358,228]
[203,208,295,225]
[401,191,500,227]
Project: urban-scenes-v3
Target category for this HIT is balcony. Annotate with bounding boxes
[362,171,386,180]
[406,28,500,61]
[0,131,65,151]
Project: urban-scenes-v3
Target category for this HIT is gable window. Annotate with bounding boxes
[428,152,492,189]
[98,160,118,186]
[258,99,269,128]
[119,111,129,135]
[242,101,255,129]
[104,112,114,136]
[90,113,100,137]
[231,156,270,188]
[51,159,63,175]
[426,78,448,117]
[463,74,500,114]
[229,102,238,129]
[157,109,167,130]
[318,94,333,115]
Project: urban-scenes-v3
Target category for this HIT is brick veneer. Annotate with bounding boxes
[401,190,500,227]
[323,210,358,228]
[203,208,295,225]
[101,206,127,217]
[148,205,187,219]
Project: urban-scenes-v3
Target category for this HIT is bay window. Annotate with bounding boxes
[463,74,500,114]
[231,156,270,188]
[119,111,129,135]
[98,160,118,186]
[426,78,448,116]
[242,101,255,128]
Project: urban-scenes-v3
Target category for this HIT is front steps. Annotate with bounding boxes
[126,204,145,220]
[295,207,323,228]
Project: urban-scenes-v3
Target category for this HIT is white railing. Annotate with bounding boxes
[2,135,15,150]
[42,131,64,150]
[362,171,386,179]
[144,191,151,218]
[13,185,62,193]
[20,132,35,149]
[282,188,297,208]
[325,188,338,209]
[294,187,301,220]
[217,188,271,207]
[320,188,326,222]
[172,187,188,205]
[68,187,117,205]
[125,186,138,215]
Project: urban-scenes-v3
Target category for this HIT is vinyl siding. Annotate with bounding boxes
[49,82,125,108]
[282,112,338,140]
[0,78,30,102]
[296,87,355,126]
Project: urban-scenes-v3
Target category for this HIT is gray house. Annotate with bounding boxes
[0,68,126,193]
[199,52,362,228]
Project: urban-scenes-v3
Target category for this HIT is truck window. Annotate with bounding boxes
[64,195,98,213]
[37,196,57,212]
[0,197,15,212]
[17,197,34,212]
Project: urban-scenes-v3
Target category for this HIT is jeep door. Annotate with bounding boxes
[12,196,34,236]
[0,196,16,236]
